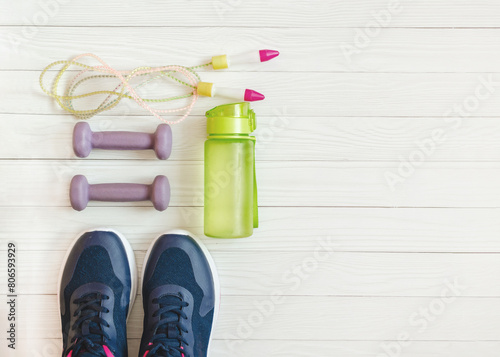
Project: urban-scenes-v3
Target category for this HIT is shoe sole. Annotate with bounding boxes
[142,229,221,357]
[57,228,138,325]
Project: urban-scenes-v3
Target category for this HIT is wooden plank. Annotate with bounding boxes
[3,71,500,117]
[17,339,500,357]
[1,160,500,208]
[1,207,500,253]
[11,295,500,340]
[1,249,497,297]
[4,1,500,356]
[4,27,500,72]
[2,1,500,28]
[3,114,500,162]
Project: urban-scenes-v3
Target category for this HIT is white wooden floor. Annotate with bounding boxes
[2,1,500,356]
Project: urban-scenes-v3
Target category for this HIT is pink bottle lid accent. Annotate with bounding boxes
[259,49,280,62]
[244,89,265,102]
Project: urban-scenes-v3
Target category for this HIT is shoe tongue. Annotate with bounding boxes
[166,324,180,339]
[156,295,184,347]
[159,295,182,325]
[75,339,108,357]
[77,348,106,357]
[79,352,104,357]
[82,320,91,336]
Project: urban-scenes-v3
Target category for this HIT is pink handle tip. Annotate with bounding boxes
[259,49,279,62]
[244,89,265,102]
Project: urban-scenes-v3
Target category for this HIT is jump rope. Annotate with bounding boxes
[39,50,279,124]
[42,50,279,221]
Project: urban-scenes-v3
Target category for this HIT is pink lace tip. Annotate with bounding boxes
[259,49,280,62]
[244,89,265,102]
[103,345,114,357]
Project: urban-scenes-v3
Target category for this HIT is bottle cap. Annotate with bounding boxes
[206,102,256,134]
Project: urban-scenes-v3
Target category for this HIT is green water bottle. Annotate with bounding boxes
[204,102,258,238]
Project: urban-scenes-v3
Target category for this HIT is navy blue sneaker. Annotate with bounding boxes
[140,230,220,357]
[58,229,138,357]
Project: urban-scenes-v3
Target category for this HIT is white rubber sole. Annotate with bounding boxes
[57,228,139,324]
[141,229,221,357]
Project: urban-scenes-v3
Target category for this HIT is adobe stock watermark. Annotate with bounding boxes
[254,107,290,151]
[7,0,71,53]
[30,339,61,357]
[214,0,242,19]
[223,235,340,351]
[378,276,467,357]
[340,0,403,63]
[179,107,290,224]
[385,74,500,191]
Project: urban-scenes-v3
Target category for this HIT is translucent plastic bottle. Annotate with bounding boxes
[204,102,258,238]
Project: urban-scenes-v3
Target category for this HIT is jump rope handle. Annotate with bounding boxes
[40,50,279,123]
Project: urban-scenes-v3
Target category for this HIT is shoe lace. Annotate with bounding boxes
[69,292,111,357]
[147,294,190,357]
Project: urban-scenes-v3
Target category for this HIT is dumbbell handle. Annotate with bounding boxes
[73,122,172,159]
[70,175,170,211]
[88,182,152,202]
[91,132,155,151]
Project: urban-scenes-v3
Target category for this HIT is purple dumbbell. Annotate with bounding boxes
[73,122,172,159]
[70,175,170,211]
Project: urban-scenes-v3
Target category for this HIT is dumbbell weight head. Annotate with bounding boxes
[154,124,173,160]
[73,122,93,158]
[73,122,172,159]
[150,175,170,211]
[70,175,90,211]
